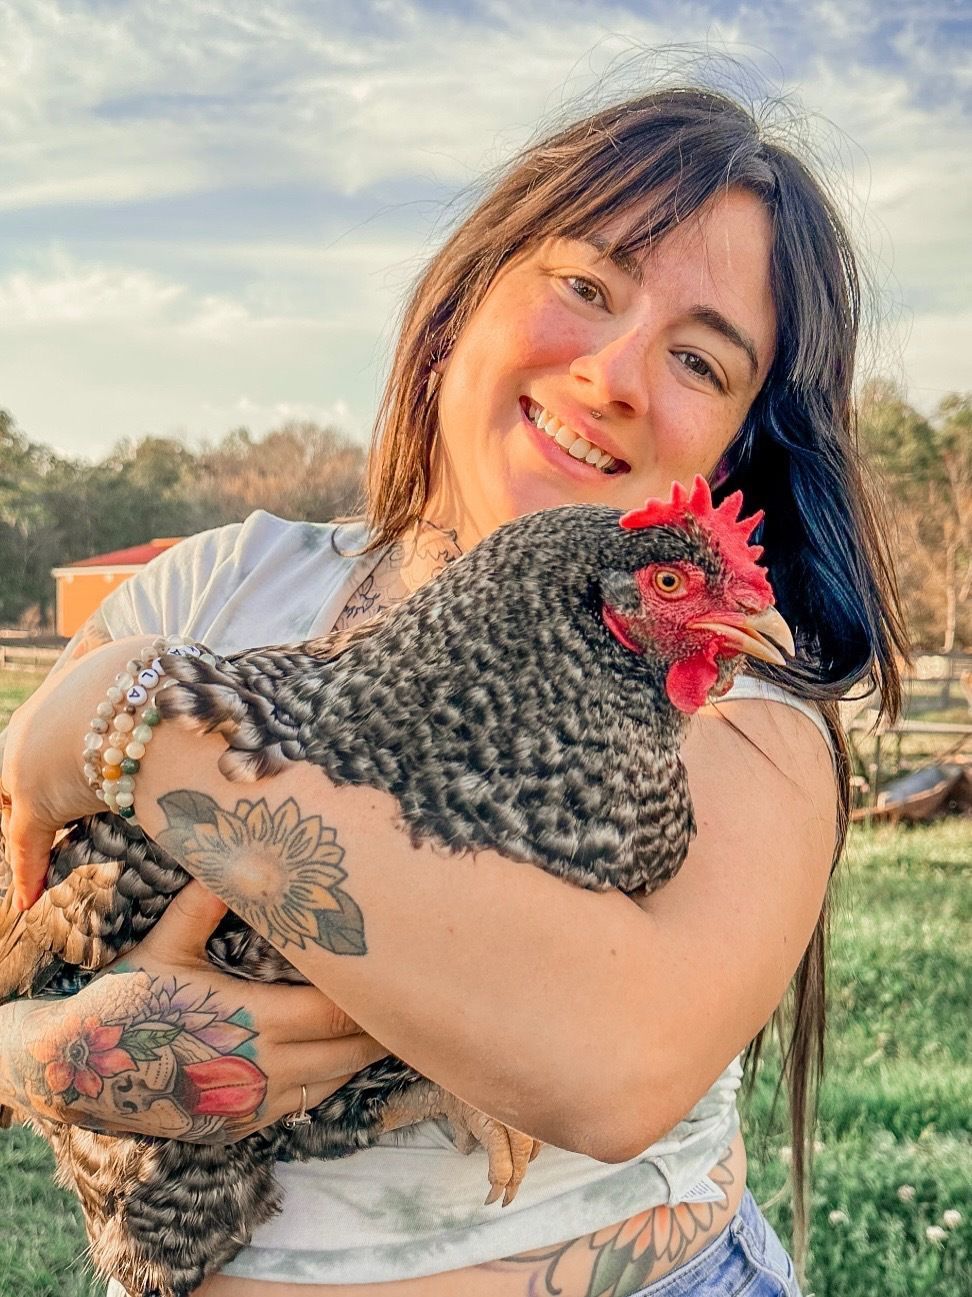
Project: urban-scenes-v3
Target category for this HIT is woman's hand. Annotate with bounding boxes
[1,636,173,910]
[3,881,388,1142]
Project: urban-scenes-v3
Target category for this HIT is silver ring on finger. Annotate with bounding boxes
[283,1083,312,1129]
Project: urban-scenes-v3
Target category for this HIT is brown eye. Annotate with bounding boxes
[653,569,684,597]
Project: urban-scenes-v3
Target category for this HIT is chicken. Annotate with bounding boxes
[0,476,793,1297]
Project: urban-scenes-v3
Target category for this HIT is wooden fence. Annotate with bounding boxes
[0,645,61,670]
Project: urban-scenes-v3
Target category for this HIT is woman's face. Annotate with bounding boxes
[429,187,777,548]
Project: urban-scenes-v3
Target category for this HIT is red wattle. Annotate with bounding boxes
[666,646,721,714]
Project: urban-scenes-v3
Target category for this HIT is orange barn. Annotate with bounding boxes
[52,539,184,638]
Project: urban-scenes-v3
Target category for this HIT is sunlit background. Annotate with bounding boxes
[1,0,969,460]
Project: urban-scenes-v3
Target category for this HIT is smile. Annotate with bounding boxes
[523,400,625,475]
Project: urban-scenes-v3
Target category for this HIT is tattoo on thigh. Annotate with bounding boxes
[19,974,268,1141]
[157,791,366,956]
[480,1146,737,1297]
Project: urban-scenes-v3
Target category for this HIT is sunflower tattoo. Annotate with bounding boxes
[158,792,366,955]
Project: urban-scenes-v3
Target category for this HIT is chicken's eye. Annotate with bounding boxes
[653,569,685,598]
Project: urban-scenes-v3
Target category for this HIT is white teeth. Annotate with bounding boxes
[525,401,620,474]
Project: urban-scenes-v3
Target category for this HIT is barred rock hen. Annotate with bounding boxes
[0,477,793,1297]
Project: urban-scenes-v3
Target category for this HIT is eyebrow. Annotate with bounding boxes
[578,236,761,380]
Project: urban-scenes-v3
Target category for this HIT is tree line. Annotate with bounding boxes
[0,388,969,649]
[0,412,365,626]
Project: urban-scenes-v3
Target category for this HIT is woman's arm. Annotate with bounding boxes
[3,639,836,1161]
[0,882,388,1138]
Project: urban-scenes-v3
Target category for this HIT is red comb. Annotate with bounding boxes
[620,475,771,596]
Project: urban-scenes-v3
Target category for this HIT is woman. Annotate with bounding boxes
[0,86,904,1296]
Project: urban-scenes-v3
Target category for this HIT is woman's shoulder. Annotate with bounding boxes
[715,674,834,754]
[98,512,373,647]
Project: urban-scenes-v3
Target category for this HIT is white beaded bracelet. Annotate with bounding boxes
[82,635,216,821]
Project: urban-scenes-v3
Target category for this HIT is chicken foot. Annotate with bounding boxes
[379,1080,542,1206]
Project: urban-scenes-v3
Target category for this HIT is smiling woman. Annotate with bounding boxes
[0,84,907,1297]
[429,192,776,541]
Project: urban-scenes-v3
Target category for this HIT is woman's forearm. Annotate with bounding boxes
[0,999,52,1118]
[135,723,663,1161]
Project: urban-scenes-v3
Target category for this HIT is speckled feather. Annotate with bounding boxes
[162,505,704,892]
[0,503,742,1297]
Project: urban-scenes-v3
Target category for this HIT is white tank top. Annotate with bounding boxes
[99,510,833,1284]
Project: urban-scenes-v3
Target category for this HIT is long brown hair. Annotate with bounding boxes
[361,87,908,1269]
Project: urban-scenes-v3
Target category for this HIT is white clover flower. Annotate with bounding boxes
[896,1184,916,1202]
[943,1210,962,1229]
[925,1225,948,1244]
[828,1209,849,1226]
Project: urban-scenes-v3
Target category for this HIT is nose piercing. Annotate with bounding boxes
[590,409,602,420]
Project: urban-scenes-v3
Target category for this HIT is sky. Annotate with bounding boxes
[1,0,969,461]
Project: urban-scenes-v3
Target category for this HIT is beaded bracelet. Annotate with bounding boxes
[82,636,216,821]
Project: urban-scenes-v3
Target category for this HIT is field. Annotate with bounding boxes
[0,669,969,1295]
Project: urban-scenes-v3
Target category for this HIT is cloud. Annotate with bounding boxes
[1,0,968,460]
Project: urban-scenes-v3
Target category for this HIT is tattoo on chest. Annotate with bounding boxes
[332,522,461,632]
[157,791,366,956]
[19,974,269,1141]
[480,1145,737,1296]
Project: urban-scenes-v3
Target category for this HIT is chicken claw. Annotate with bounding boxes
[379,1082,541,1206]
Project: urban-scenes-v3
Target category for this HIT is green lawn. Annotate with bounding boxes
[0,666,969,1295]
[0,668,49,730]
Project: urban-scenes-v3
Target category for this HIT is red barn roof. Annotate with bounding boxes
[61,537,184,570]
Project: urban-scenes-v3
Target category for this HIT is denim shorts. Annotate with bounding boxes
[628,1189,802,1296]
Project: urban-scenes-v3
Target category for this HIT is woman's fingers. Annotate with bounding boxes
[145,880,229,960]
[279,1032,389,1089]
[274,985,369,1042]
[7,810,55,913]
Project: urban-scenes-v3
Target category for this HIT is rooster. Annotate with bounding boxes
[0,477,793,1297]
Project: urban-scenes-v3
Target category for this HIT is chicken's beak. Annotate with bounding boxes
[688,606,795,666]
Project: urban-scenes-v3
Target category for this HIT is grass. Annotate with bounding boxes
[743,819,971,1296]
[0,665,969,1294]
[0,668,49,730]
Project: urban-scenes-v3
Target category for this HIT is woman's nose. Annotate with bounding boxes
[568,326,652,417]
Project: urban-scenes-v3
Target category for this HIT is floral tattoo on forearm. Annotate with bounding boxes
[17,973,268,1140]
[157,792,366,956]
[481,1145,737,1297]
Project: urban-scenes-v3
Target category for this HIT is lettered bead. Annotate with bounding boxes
[115,792,135,808]
[125,741,146,760]
[103,746,125,766]
[132,724,153,744]
[120,758,140,775]
[102,764,123,781]
[114,713,135,733]
[125,685,149,707]
[137,668,160,689]
[142,707,162,727]
[150,657,165,675]
[96,701,115,720]
[114,672,135,691]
